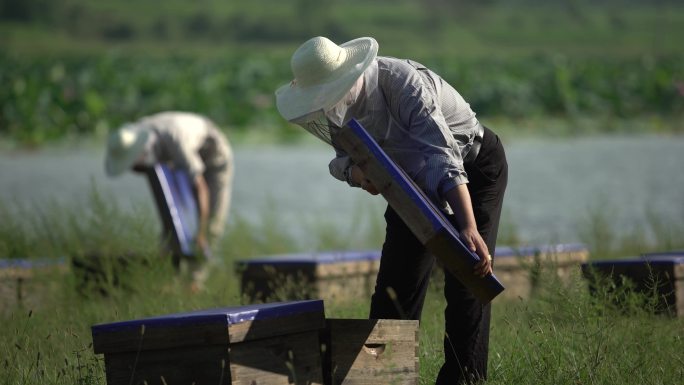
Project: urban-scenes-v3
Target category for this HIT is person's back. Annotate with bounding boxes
[139,111,232,177]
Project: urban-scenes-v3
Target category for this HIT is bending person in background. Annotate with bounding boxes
[276,36,507,384]
[104,111,234,289]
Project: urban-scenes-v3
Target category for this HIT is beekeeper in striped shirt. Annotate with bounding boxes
[276,36,508,384]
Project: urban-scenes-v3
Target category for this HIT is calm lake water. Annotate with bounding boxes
[2,134,683,248]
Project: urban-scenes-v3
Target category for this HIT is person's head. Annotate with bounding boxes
[104,123,150,177]
[275,36,378,141]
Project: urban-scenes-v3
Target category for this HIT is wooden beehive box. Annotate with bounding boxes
[334,119,504,303]
[322,319,419,385]
[0,258,66,314]
[91,300,327,385]
[581,254,684,317]
[494,243,589,300]
[237,250,381,303]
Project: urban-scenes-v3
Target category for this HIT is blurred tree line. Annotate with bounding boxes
[1,53,682,145]
[1,0,683,144]
[1,0,681,45]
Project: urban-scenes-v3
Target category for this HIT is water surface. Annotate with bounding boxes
[2,135,683,247]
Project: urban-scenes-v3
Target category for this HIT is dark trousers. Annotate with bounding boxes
[369,126,508,384]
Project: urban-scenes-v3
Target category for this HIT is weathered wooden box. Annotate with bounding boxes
[0,258,66,314]
[581,253,684,317]
[334,119,504,303]
[322,319,419,385]
[237,251,381,303]
[91,300,327,384]
[494,243,589,300]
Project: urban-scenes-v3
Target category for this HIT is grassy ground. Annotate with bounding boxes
[1,191,683,384]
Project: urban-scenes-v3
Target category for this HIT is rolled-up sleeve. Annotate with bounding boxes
[329,145,353,184]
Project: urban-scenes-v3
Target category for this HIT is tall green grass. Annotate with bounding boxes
[1,190,683,384]
[486,272,684,384]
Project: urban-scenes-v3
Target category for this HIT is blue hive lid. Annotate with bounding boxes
[495,243,587,258]
[538,243,588,254]
[641,251,684,262]
[345,119,504,302]
[91,300,324,335]
[0,258,66,269]
[150,164,198,257]
[494,246,535,258]
[582,256,684,268]
[239,250,380,265]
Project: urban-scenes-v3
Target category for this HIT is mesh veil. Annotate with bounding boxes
[290,111,343,146]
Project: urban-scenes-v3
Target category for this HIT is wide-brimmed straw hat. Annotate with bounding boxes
[275,36,378,122]
[104,124,149,177]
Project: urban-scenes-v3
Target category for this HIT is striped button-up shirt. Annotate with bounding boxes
[329,56,483,211]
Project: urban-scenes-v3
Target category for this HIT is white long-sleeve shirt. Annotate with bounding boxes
[139,111,232,178]
[329,57,483,210]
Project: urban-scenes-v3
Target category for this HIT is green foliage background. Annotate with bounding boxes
[2,0,684,144]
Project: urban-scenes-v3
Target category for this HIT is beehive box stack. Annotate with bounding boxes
[494,243,589,300]
[581,253,684,317]
[91,300,327,384]
[322,319,419,385]
[237,250,381,303]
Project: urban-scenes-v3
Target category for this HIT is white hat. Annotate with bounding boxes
[104,124,150,177]
[275,36,378,122]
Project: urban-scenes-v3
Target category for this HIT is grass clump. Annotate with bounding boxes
[488,271,683,385]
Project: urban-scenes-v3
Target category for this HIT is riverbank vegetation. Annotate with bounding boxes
[1,191,683,384]
[2,0,684,145]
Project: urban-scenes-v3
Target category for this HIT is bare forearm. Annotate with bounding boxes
[444,183,492,276]
[194,175,210,239]
[444,184,477,231]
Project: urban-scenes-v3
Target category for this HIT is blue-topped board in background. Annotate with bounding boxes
[91,300,326,384]
[146,164,199,258]
[641,251,684,261]
[1,258,67,314]
[239,250,381,266]
[581,256,684,317]
[333,119,504,303]
[494,243,589,267]
[237,250,381,303]
[582,256,684,269]
[488,243,589,300]
[0,257,66,273]
[495,243,588,258]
